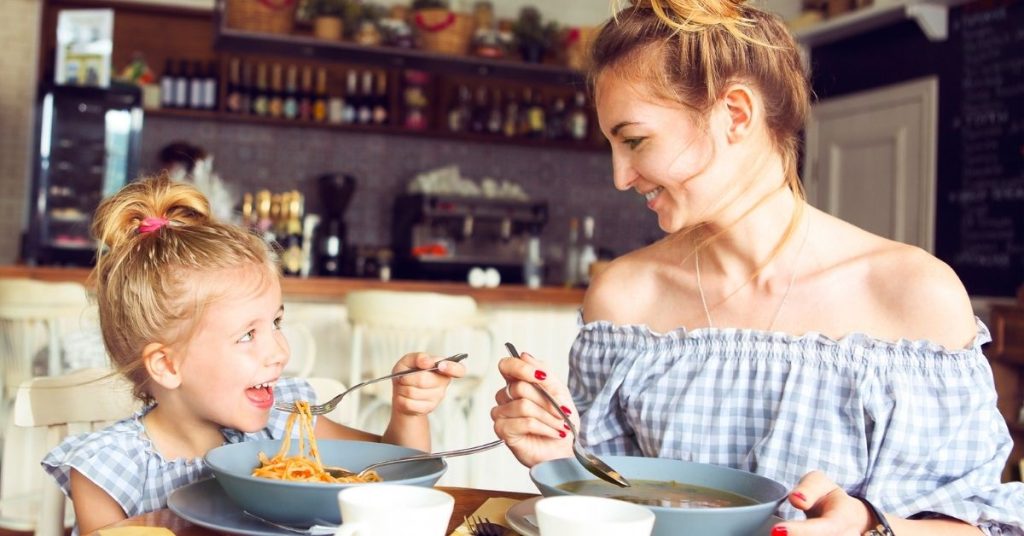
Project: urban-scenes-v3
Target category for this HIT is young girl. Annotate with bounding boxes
[43,175,465,534]
[491,1,1024,535]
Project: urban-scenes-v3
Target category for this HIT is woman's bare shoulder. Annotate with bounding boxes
[582,240,687,326]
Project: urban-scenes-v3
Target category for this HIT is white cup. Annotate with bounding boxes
[333,484,454,536]
[535,495,656,536]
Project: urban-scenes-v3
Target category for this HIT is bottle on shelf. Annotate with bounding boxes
[328,71,344,124]
[523,225,544,289]
[253,62,269,116]
[527,91,546,139]
[342,70,358,125]
[160,58,177,109]
[502,90,519,138]
[268,63,284,118]
[357,70,373,124]
[546,97,567,140]
[226,58,242,113]
[203,60,218,110]
[239,59,253,115]
[563,217,581,288]
[447,85,471,133]
[486,88,503,135]
[470,85,488,134]
[372,71,389,125]
[282,191,304,276]
[578,215,598,286]
[283,64,299,120]
[174,59,190,109]
[299,65,313,121]
[568,91,590,142]
[189,60,205,109]
[517,88,533,137]
[313,67,329,122]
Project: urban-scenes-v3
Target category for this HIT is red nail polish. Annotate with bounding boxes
[564,423,571,430]
[558,430,567,438]
[560,405,572,415]
[771,526,788,536]
[534,370,547,380]
[791,491,806,502]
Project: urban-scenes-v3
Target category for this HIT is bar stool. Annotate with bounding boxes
[345,290,494,484]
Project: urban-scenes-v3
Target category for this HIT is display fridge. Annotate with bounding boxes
[23,82,143,266]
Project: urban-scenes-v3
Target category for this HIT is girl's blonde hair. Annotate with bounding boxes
[90,175,278,403]
[593,0,810,261]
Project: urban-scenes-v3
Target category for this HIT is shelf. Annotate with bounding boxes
[212,2,586,88]
[794,0,968,47]
[144,108,608,153]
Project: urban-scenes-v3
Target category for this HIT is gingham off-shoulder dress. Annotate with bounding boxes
[41,377,316,534]
[570,316,1024,535]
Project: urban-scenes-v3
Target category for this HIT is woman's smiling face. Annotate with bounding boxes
[596,71,740,233]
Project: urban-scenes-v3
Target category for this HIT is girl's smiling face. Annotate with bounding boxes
[595,71,745,233]
[173,264,289,433]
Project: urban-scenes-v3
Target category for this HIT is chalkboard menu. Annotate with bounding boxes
[938,0,1024,297]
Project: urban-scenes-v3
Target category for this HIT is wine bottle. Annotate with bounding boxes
[226,58,242,113]
[342,70,358,125]
[268,63,284,118]
[239,59,253,115]
[299,65,313,121]
[283,64,299,119]
[357,71,373,124]
[253,62,269,116]
[189,60,204,109]
[313,67,328,122]
[160,58,177,109]
[568,91,590,142]
[203,60,218,110]
[372,71,389,125]
[174,59,190,108]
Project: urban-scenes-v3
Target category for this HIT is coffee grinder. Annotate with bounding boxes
[314,173,356,276]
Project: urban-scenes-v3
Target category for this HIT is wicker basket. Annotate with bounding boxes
[414,8,473,56]
[225,0,298,35]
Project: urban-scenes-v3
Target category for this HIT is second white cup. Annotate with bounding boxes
[535,495,656,536]
[333,484,454,536]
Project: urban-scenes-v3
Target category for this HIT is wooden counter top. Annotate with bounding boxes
[0,265,586,306]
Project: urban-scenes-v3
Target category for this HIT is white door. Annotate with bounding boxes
[804,77,938,252]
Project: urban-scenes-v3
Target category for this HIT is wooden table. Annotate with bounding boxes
[90,487,538,535]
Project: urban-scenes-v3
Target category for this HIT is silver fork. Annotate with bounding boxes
[465,515,504,536]
[274,353,469,415]
[505,342,631,488]
[324,438,504,479]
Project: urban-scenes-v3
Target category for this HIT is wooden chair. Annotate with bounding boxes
[0,368,139,535]
[281,322,317,378]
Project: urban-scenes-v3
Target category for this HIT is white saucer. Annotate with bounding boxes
[504,496,785,536]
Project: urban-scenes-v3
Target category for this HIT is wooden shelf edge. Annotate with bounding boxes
[143,108,609,153]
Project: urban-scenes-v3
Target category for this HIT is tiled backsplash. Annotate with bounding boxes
[140,116,664,277]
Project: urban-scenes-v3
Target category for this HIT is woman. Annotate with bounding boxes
[490,1,1024,534]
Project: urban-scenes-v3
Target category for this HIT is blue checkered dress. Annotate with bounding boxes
[41,377,316,533]
[570,316,1024,535]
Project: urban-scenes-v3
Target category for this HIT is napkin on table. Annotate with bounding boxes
[449,497,521,536]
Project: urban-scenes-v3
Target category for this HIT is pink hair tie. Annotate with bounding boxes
[138,216,170,234]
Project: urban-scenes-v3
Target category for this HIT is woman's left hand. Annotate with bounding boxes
[772,470,875,536]
[390,352,466,417]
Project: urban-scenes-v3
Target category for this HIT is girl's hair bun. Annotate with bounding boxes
[92,174,212,252]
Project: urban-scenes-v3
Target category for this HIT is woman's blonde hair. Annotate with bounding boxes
[90,174,278,403]
[593,0,810,261]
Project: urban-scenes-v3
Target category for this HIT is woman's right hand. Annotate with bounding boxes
[490,351,576,467]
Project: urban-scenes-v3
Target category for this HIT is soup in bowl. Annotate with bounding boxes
[530,456,787,536]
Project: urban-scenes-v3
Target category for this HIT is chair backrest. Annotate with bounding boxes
[0,368,139,535]
[344,290,492,433]
[0,279,93,400]
[281,322,316,378]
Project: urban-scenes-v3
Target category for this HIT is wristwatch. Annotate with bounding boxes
[860,497,895,536]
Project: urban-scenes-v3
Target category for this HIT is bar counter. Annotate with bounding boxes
[0,265,586,306]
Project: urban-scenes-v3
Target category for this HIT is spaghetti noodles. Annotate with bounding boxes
[251,401,381,484]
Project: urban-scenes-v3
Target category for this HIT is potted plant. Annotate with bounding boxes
[306,0,348,40]
[512,6,558,63]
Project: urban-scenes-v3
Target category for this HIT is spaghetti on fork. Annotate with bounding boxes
[251,400,381,484]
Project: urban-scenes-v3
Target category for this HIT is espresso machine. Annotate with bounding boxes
[392,194,548,284]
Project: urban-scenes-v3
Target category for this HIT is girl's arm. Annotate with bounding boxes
[69,468,127,534]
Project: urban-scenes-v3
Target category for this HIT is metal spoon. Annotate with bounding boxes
[324,438,505,479]
[504,342,630,487]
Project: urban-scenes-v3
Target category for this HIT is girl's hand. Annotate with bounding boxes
[771,471,874,536]
[490,351,575,467]
[390,352,466,417]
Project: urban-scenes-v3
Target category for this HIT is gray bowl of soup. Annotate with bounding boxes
[530,456,787,536]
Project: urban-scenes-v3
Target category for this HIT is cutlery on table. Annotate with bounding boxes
[324,438,505,480]
[242,510,336,535]
[465,515,505,536]
[274,352,469,415]
[504,342,630,488]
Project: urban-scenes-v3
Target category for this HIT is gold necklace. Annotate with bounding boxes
[695,218,809,331]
